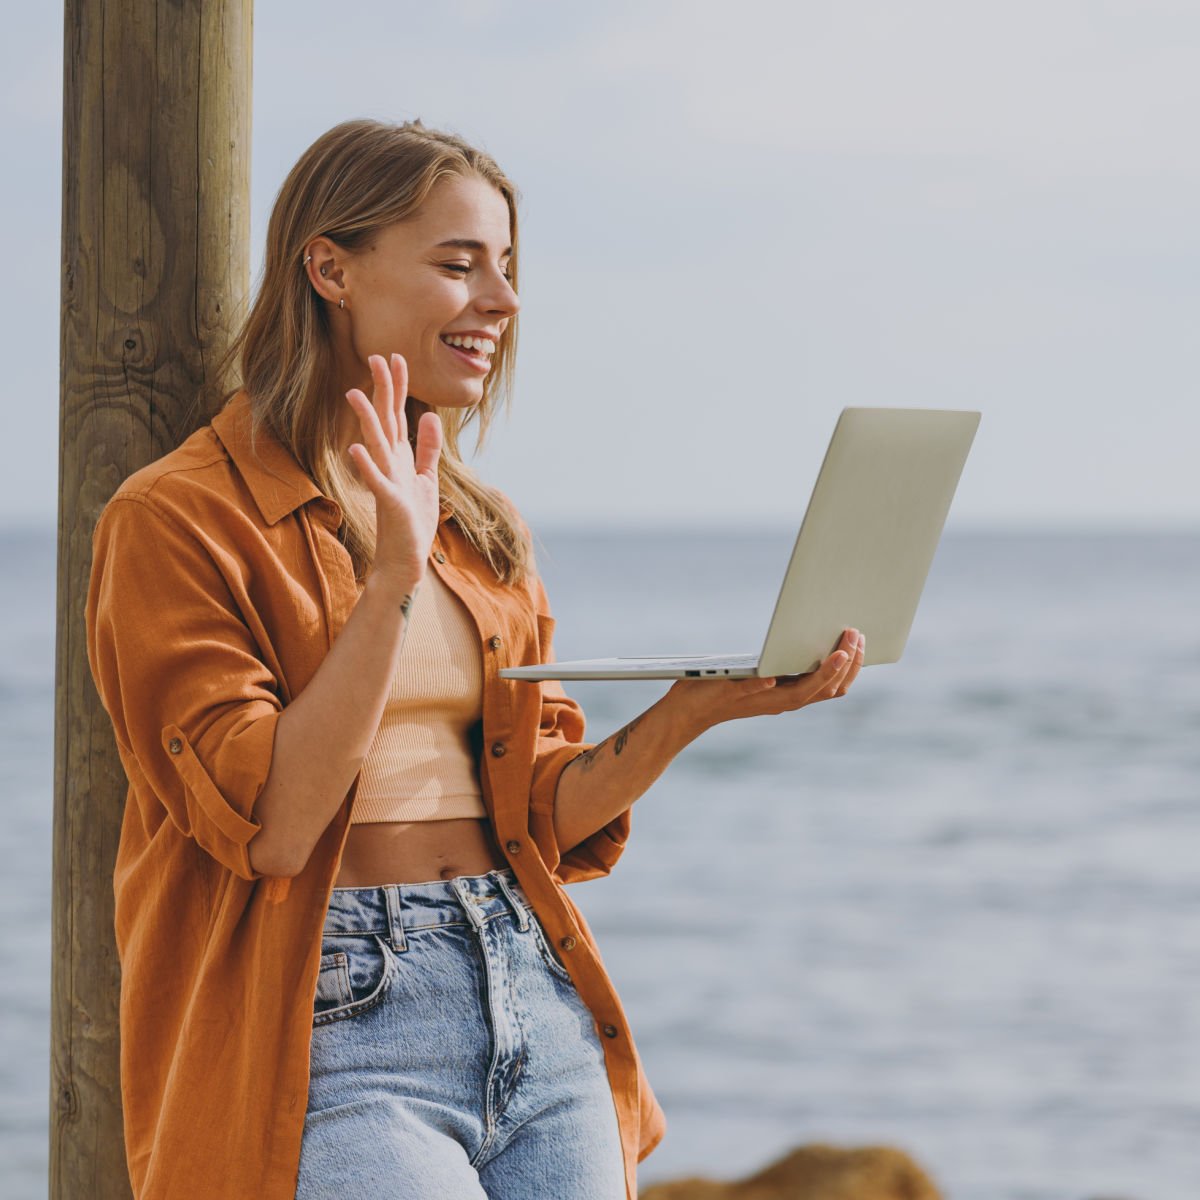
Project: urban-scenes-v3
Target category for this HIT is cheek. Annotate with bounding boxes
[353,287,425,353]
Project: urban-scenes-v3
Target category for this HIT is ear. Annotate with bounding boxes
[302,236,349,308]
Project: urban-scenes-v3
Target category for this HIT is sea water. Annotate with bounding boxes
[2,526,1197,1199]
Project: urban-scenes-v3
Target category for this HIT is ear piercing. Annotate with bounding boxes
[302,253,341,306]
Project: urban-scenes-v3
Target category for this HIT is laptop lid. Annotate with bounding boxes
[756,406,980,676]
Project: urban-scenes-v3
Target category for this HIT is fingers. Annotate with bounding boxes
[768,628,861,706]
[346,441,388,492]
[836,631,866,696]
[823,628,860,699]
[389,354,408,446]
[344,387,394,475]
[368,354,397,446]
[345,353,413,482]
[412,411,443,478]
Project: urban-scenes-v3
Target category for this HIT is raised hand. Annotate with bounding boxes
[344,353,443,593]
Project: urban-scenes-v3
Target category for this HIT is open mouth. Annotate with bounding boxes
[440,333,496,368]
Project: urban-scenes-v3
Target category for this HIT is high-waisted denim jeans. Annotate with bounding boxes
[295,868,627,1199]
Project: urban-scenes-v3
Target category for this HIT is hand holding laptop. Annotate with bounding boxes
[662,627,866,733]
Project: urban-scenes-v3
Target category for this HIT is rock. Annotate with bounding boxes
[639,1142,944,1200]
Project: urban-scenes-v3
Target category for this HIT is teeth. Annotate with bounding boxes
[442,334,496,355]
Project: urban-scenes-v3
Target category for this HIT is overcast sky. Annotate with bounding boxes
[5,0,1198,529]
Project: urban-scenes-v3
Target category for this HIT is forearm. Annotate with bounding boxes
[249,574,420,876]
[551,688,710,853]
[549,635,868,859]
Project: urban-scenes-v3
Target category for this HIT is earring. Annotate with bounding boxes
[320,266,328,278]
[302,254,312,266]
[339,298,345,310]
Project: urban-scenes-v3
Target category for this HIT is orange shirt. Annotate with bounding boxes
[85,391,665,1199]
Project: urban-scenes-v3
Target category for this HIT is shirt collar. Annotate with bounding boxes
[211,390,454,529]
[211,391,327,527]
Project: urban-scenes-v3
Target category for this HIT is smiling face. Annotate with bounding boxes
[310,172,519,416]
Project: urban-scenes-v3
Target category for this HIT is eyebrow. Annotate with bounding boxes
[434,238,513,256]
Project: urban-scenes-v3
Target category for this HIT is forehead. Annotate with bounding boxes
[403,173,512,249]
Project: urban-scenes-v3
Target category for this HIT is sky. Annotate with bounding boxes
[5,0,1198,530]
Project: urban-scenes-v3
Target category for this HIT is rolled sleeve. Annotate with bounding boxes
[159,714,278,880]
[87,494,282,881]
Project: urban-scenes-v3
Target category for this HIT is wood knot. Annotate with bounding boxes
[56,1079,79,1121]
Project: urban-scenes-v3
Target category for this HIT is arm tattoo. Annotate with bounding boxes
[613,716,641,755]
[397,587,418,651]
[573,716,642,773]
[573,743,604,772]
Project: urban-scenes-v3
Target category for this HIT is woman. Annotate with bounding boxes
[85,119,865,1200]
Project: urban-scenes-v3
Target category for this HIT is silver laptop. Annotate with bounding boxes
[500,407,980,682]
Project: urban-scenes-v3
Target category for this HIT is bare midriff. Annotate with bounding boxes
[333,816,508,887]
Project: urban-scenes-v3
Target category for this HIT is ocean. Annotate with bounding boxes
[2,526,1197,1199]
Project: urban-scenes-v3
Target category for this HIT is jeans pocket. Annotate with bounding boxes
[528,916,573,984]
[313,933,394,1027]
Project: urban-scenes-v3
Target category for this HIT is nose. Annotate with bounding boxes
[477,268,520,320]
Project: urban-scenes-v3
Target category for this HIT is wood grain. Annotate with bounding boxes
[53,2,251,1194]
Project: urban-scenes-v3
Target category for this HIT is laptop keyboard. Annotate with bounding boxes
[614,654,759,670]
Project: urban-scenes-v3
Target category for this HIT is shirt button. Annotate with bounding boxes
[491,742,506,758]
[602,1023,619,1039]
[433,551,446,564]
[505,840,522,855]
[559,935,578,952]
[489,635,503,650]
[168,738,183,755]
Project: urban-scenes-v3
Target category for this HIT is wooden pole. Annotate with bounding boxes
[53,2,252,1193]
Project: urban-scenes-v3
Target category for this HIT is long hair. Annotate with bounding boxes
[222,118,530,584]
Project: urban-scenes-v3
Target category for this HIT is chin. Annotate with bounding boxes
[431,387,487,411]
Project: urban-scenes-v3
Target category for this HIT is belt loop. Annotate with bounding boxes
[384,884,408,953]
[452,877,486,930]
[494,870,529,931]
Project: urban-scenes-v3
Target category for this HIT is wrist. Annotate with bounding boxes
[659,683,715,745]
[362,565,425,607]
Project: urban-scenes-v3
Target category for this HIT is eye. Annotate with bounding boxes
[440,260,514,284]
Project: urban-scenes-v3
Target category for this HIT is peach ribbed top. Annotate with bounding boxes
[349,567,486,824]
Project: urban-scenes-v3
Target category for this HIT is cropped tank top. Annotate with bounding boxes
[349,568,487,824]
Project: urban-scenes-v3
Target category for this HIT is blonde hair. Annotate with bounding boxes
[223,118,530,584]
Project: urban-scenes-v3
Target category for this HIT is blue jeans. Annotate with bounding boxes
[296,868,627,1199]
